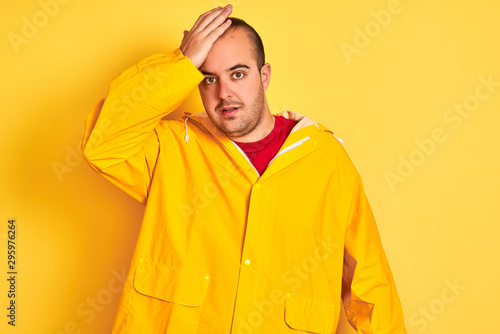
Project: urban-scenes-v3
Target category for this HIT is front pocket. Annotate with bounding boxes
[284,293,336,333]
[133,259,209,306]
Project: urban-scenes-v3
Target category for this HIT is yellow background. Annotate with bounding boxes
[1,0,499,333]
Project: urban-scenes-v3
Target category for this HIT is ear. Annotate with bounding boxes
[260,63,271,91]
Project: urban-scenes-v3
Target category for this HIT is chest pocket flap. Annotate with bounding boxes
[285,293,336,333]
[133,259,209,307]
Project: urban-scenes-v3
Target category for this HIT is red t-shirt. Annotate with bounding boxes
[234,115,298,175]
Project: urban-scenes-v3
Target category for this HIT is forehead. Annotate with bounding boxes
[200,28,256,73]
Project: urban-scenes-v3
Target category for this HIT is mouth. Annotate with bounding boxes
[220,106,239,116]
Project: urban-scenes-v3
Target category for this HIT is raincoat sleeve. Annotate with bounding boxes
[82,49,204,203]
[341,177,407,333]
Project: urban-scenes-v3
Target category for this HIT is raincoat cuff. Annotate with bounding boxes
[174,48,205,84]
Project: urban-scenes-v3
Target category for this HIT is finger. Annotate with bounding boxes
[189,6,224,33]
[200,5,233,36]
[194,5,232,34]
[205,18,232,45]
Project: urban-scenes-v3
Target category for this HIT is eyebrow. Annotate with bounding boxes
[201,64,250,76]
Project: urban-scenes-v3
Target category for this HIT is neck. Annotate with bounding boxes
[229,105,275,143]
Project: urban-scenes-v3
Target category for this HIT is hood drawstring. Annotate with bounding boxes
[184,117,189,143]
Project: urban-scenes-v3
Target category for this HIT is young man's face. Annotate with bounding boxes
[198,27,271,141]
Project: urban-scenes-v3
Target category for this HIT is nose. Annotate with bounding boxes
[217,77,232,100]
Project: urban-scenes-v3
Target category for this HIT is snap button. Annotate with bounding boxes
[244,259,251,266]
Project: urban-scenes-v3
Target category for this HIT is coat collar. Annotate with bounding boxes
[184,110,334,181]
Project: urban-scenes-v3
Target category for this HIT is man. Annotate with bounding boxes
[83,5,407,333]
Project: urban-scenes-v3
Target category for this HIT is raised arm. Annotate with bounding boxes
[82,6,233,203]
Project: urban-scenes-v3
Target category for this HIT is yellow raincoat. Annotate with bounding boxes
[82,49,407,333]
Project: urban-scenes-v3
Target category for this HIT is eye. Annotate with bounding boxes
[204,77,216,85]
[232,72,245,79]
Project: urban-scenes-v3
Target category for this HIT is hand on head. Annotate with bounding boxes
[180,5,233,68]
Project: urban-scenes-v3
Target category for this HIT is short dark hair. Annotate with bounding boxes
[223,17,265,70]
